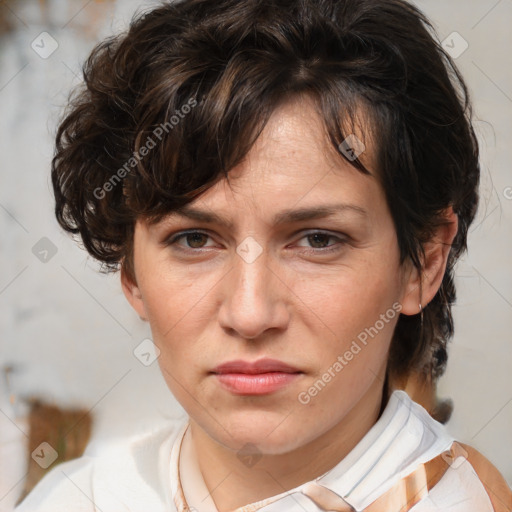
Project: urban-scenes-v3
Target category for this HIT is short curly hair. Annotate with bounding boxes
[52,0,480,416]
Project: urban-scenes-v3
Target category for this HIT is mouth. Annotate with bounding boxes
[211,358,303,395]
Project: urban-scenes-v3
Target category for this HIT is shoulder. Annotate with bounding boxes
[413,441,512,512]
[382,392,511,512]
[14,455,96,512]
[458,442,512,512]
[15,420,186,512]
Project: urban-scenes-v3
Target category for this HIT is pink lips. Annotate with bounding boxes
[212,358,302,395]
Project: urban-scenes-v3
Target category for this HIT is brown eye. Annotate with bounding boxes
[165,230,214,250]
[295,231,347,254]
[306,233,333,249]
[184,232,209,248]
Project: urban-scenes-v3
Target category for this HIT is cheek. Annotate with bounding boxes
[138,256,213,334]
[289,253,402,380]
[293,257,401,332]
[138,263,223,388]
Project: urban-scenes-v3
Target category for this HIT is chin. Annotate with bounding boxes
[208,409,319,456]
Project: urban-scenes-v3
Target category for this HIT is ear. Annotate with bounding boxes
[400,207,458,316]
[120,264,148,321]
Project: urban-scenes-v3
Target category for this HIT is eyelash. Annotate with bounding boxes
[165,230,347,255]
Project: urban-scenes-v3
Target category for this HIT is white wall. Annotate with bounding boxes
[1,0,511,508]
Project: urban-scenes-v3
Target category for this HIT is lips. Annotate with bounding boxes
[212,358,301,375]
[211,358,302,395]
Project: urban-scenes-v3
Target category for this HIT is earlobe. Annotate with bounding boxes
[400,207,458,316]
[120,266,148,321]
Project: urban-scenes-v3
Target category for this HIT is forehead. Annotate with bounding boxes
[199,98,379,210]
[230,96,377,182]
[147,96,384,230]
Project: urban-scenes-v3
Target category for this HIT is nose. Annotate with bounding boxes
[217,246,290,341]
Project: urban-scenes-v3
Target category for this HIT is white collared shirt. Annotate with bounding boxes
[14,390,498,511]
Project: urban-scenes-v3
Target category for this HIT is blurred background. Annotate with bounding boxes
[0,0,511,510]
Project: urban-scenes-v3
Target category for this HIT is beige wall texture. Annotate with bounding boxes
[0,1,511,508]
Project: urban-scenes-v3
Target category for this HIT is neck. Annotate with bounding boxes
[188,380,386,511]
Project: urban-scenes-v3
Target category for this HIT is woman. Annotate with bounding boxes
[15,0,512,510]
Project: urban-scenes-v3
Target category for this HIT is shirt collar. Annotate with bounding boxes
[170,390,454,512]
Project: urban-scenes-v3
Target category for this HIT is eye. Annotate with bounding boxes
[164,229,347,255]
[166,230,216,250]
[294,231,347,254]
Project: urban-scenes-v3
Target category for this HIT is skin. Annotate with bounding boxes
[122,97,458,511]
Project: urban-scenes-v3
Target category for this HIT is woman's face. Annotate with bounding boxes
[123,98,415,455]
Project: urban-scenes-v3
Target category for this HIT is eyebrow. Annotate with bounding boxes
[169,203,368,229]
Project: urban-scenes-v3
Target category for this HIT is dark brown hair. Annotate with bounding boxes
[51,0,480,416]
